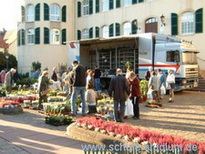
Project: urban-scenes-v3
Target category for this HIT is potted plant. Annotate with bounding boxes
[23,100,31,108]
[31,100,39,109]
[140,80,148,102]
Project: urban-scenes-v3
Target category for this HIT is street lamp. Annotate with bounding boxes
[160,14,166,26]
[5,54,9,71]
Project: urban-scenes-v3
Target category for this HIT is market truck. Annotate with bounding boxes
[69,33,199,91]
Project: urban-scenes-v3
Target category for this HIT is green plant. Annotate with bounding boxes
[125,61,133,69]
[140,80,148,97]
[32,61,41,71]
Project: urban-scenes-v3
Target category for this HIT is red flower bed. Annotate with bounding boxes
[0,100,21,108]
[76,116,205,154]
[4,96,37,103]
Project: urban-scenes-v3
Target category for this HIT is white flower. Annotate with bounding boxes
[141,141,148,145]
[116,134,122,139]
[95,128,100,132]
[109,132,115,136]
[123,135,130,141]
[81,123,87,128]
[100,130,106,134]
[133,137,140,143]
[88,125,93,130]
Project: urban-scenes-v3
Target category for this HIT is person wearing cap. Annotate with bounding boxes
[166,70,175,102]
[108,68,130,122]
[4,68,16,94]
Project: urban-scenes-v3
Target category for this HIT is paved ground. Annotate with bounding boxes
[0,91,205,154]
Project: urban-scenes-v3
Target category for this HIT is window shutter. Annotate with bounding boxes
[132,20,137,34]
[35,3,40,21]
[44,27,50,44]
[44,3,49,21]
[96,0,99,13]
[62,29,66,45]
[132,0,137,4]
[62,6,67,22]
[89,0,93,14]
[21,29,25,45]
[116,0,121,8]
[195,8,203,33]
[21,6,25,22]
[78,2,81,17]
[109,0,114,10]
[95,27,99,37]
[77,30,81,40]
[18,30,21,46]
[171,13,178,35]
[89,27,93,38]
[35,27,40,44]
[109,24,114,37]
[139,0,144,3]
[115,23,120,36]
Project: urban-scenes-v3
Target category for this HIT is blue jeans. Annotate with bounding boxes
[94,78,101,91]
[71,86,86,115]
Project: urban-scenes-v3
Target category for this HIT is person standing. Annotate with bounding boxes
[4,68,16,94]
[166,70,175,102]
[51,67,58,81]
[0,70,6,84]
[86,69,94,89]
[128,72,141,119]
[94,66,101,91]
[157,69,166,99]
[108,68,130,122]
[37,71,49,109]
[145,66,153,81]
[148,71,160,102]
[70,61,86,116]
[85,82,97,114]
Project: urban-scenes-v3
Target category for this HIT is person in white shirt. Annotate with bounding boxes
[85,82,97,113]
[166,70,175,102]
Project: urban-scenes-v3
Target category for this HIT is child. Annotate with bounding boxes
[85,81,97,113]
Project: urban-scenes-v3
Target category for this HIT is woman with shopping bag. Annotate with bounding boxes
[127,72,141,119]
[166,70,175,103]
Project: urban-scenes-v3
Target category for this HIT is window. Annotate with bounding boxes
[182,52,197,64]
[50,29,60,44]
[27,29,34,44]
[146,17,158,23]
[102,0,109,11]
[182,12,195,34]
[27,5,34,21]
[123,22,131,35]
[102,26,109,38]
[124,0,132,6]
[83,0,89,15]
[82,29,89,39]
[166,50,180,62]
[50,4,60,21]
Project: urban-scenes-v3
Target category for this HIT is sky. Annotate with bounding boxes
[0,0,23,31]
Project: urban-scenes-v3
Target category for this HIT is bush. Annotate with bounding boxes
[16,78,37,86]
[32,61,41,71]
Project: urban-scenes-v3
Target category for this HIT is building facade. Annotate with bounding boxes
[18,0,205,73]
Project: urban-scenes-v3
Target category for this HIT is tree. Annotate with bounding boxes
[0,52,17,71]
[32,61,41,71]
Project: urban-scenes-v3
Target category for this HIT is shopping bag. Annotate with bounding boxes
[160,85,166,95]
[124,99,134,116]
[147,88,153,99]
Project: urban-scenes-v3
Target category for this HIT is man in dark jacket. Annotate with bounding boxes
[108,68,130,122]
[94,66,101,91]
[70,61,86,116]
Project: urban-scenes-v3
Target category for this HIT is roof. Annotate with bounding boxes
[0,36,8,48]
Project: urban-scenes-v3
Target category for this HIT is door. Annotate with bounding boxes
[145,17,158,33]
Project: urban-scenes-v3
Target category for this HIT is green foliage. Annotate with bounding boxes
[45,114,73,126]
[0,86,6,97]
[125,61,133,68]
[32,61,41,71]
[0,52,17,71]
[140,80,148,97]
[16,78,37,86]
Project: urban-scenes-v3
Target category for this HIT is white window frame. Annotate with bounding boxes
[50,4,61,21]
[27,29,35,45]
[146,17,158,24]
[123,22,131,36]
[102,26,109,38]
[124,0,132,6]
[82,29,89,39]
[102,0,109,12]
[27,5,34,22]
[83,0,89,16]
[181,12,195,35]
[50,29,60,44]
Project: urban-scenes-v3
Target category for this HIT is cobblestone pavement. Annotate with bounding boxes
[126,91,205,142]
[0,91,205,154]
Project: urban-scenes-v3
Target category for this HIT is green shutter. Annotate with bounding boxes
[132,20,137,34]
[171,13,178,35]
[21,6,25,22]
[89,0,93,14]
[195,8,203,33]
[21,29,25,45]
[115,23,120,36]
[44,27,50,44]
[35,3,40,21]
[78,2,81,17]
[62,6,67,22]
[96,0,99,13]
[44,3,49,21]
[62,29,67,45]
[109,24,114,37]
[95,27,99,37]
[89,27,93,38]
[138,0,144,3]
[35,28,40,44]
[77,30,81,40]
[116,0,121,8]
[132,0,137,4]
[109,0,114,10]
[18,30,20,46]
